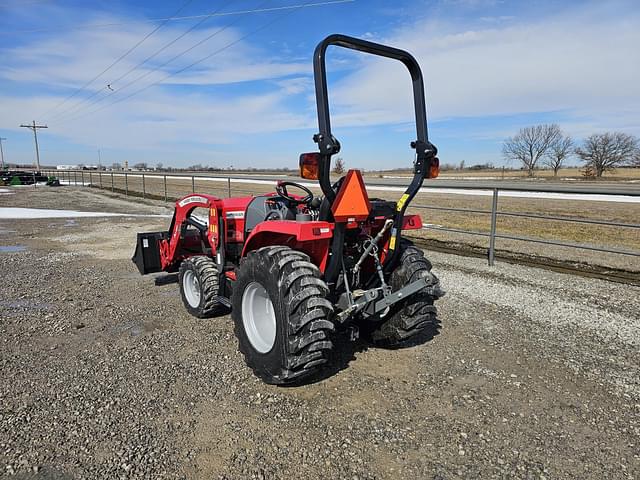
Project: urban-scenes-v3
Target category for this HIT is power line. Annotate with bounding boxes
[40,0,196,121]
[59,0,315,125]
[48,0,236,122]
[54,0,274,122]
[1,1,355,35]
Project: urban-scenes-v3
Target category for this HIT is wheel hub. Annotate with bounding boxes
[242,282,276,353]
[182,270,201,308]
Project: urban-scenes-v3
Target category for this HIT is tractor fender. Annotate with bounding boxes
[241,221,334,272]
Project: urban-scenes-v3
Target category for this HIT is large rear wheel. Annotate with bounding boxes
[371,241,442,347]
[232,246,335,385]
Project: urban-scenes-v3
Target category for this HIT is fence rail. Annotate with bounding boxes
[43,169,640,266]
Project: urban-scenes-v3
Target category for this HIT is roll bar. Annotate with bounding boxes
[311,34,438,277]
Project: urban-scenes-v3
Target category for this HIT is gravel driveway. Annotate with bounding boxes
[1,188,638,479]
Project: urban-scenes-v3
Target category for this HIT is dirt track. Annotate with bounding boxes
[1,187,639,479]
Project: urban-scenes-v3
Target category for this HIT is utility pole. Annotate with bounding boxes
[0,137,6,170]
[97,149,102,169]
[20,121,47,171]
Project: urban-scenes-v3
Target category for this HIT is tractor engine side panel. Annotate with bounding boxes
[221,196,252,244]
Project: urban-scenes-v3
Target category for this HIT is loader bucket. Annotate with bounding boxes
[132,231,167,275]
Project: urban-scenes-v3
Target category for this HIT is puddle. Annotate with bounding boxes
[0,245,27,253]
[64,219,78,227]
[0,299,52,310]
[158,289,180,298]
[113,320,161,337]
[0,228,16,235]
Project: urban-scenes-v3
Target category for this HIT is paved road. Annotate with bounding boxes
[43,169,640,197]
[174,172,640,196]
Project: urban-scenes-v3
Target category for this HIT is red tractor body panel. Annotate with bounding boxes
[241,220,334,271]
[153,192,344,274]
[220,196,252,244]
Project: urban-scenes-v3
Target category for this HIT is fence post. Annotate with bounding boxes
[89,171,92,187]
[191,175,195,193]
[227,177,231,197]
[33,172,36,188]
[81,170,84,186]
[99,171,102,189]
[164,175,167,202]
[488,188,499,266]
[142,173,145,199]
[125,172,128,196]
[74,171,77,186]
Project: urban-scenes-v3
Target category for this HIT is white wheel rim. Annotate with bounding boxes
[242,282,277,353]
[183,270,201,308]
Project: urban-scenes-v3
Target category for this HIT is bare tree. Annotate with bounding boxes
[111,162,121,170]
[333,157,345,175]
[575,132,639,177]
[133,162,148,170]
[544,134,573,176]
[502,124,561,177]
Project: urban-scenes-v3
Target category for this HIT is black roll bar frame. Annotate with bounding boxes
[311,34,438,280]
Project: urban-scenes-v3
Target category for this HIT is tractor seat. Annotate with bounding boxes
[244,196,295,237]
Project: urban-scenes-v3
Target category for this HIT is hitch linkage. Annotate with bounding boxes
[336,275,444,324]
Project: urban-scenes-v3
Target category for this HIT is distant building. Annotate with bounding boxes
[56,165,81,170]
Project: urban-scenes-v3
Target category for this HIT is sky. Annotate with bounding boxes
[1,0,639,170]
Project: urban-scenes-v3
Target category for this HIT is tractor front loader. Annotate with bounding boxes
[133,34,444,385]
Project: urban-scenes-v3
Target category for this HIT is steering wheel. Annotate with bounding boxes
[275,181,314,206]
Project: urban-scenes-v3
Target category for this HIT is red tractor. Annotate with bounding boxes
[133,34,444,385]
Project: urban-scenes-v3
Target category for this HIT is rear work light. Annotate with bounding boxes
[299,152,321,180]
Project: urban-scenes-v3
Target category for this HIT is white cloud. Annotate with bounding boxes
[329,2,640,136]
[3,1,639,168]
[0,10,317,166]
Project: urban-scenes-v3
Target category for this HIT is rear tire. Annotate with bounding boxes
[371,241,441,347]
[179,256,224,318]
[232,246,334,385]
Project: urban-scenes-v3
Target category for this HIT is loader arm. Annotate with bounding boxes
[160,194,224,270]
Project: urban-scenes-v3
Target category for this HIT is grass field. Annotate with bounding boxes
[370,166,640,180]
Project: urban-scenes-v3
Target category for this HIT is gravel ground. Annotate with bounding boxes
[1,187,639,479]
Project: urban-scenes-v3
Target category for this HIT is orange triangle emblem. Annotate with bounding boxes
[331,169,371,222]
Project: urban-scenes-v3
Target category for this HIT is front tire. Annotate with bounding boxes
[232,246,334,385]
[179,256,224,318]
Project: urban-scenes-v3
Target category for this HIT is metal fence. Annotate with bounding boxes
[43,169,640,266]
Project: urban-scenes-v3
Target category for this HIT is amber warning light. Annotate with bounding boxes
[299,152,320,180]
[429,157,440,179]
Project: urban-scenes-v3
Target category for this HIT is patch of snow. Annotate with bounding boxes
[437,176,501,180]
[0,207,170,219]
